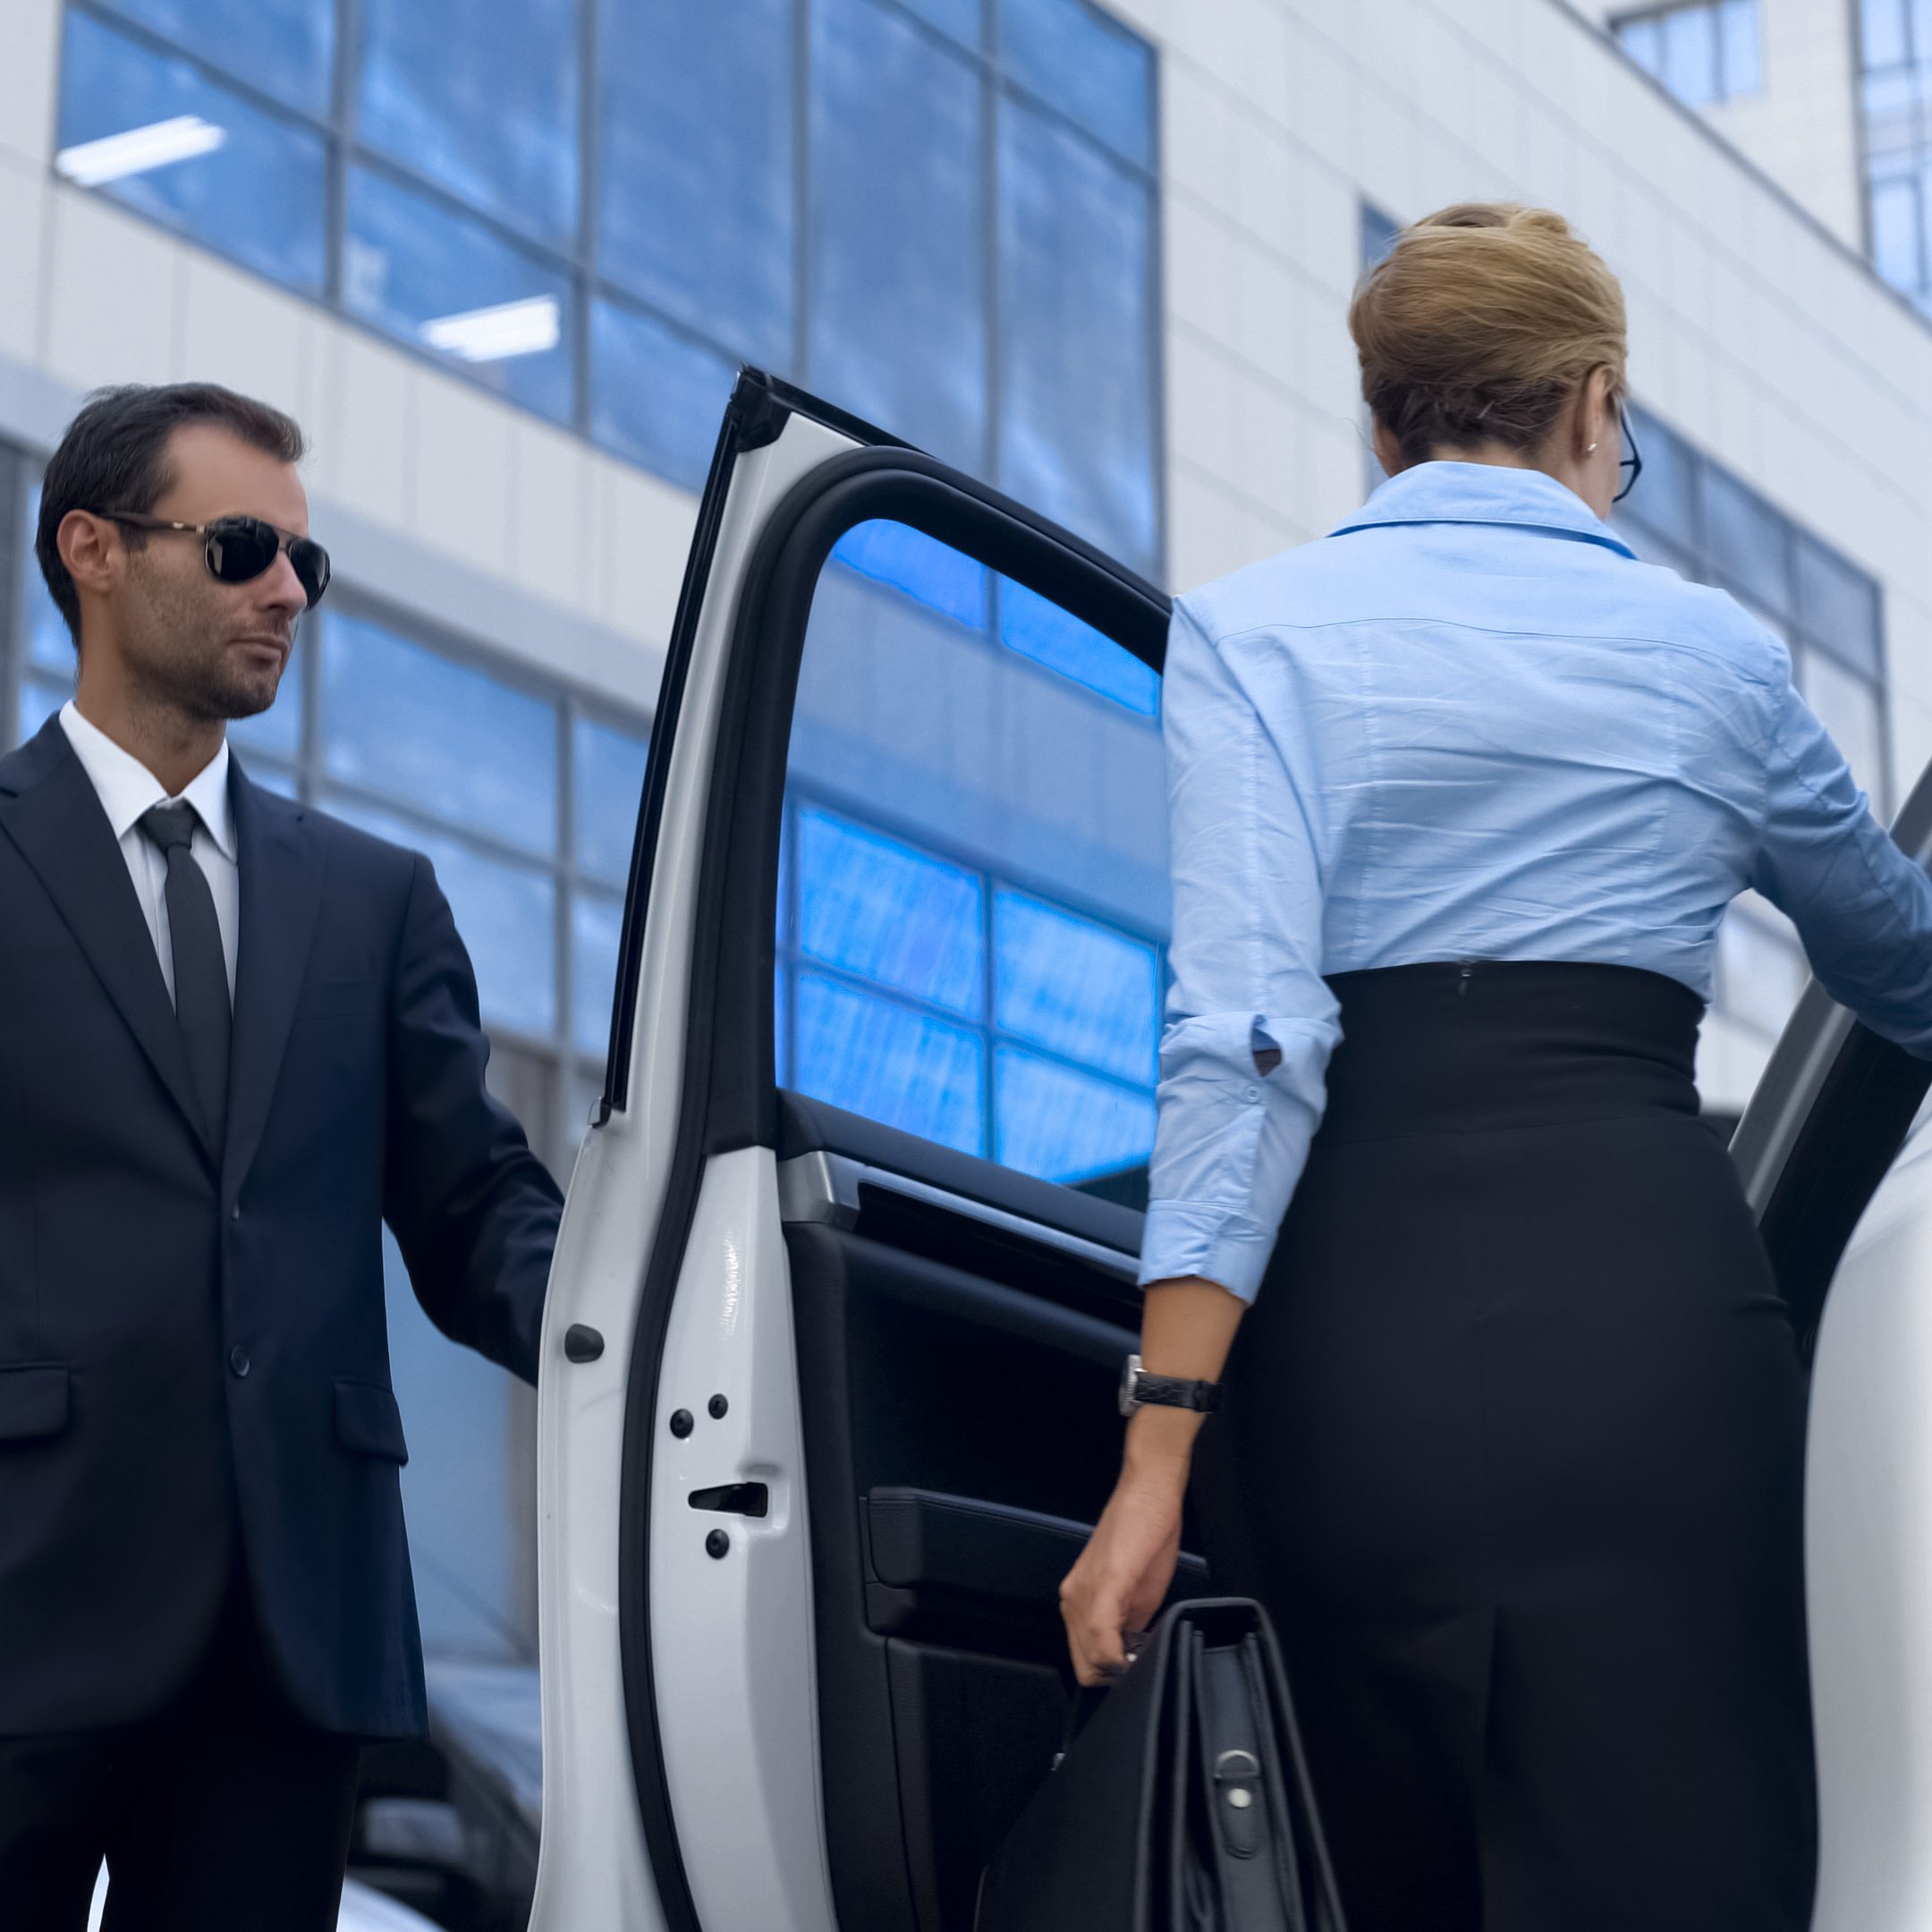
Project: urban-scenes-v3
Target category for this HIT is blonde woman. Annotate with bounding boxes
[1060,204,1932,1930]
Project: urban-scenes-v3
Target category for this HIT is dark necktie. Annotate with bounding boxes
[139,802,232,1149]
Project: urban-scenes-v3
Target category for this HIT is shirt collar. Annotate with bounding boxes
[59,700,235,860]
[1327,460,1637,557]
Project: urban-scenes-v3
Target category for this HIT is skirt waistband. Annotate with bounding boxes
[1312,960,1706,1145]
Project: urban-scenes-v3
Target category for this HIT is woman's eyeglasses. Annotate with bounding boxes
[1613,408,1643,505]
[90,510,331,608]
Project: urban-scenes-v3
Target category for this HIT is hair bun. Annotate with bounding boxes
[1350,201,1627,467]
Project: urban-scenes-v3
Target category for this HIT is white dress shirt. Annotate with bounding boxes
[59,700,239,1005]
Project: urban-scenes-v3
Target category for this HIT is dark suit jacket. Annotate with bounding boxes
[0,716,563,1738]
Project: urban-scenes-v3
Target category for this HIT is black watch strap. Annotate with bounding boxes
[1136,1370,1223,1413]
[1120,1352,1224,1416]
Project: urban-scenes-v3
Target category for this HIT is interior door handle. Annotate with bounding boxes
[688,1482,769,1518]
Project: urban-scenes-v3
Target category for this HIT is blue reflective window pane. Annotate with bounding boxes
[1661,4,1718,104]
[1796,537,1883,677]
[571,890,623,1059]
[999,577,1157,713]
[994,1045,1154,1182]
[597,0,795,367]
[995,888,1157,1080]
[589,299,736,493]
[1621,404,1699,547]
[797,807,984,1014]
[245,759,300,799]
[795,972,984,1153]
[998,101,1157,574]
[902,0,982,44]
[322,614,558,854]
[1000,0,1154,168]
[1861,0,1910,68]
[13,680,67,750]
[1871,176,1922,293]
[359,0,579,245]
[573,715,650,885]
[56,12,326,293]
[1702,467,1792,614]
[1719,0,1760,94]
[1360,202,1400,268]
[1618,16,1663,78]
[809,0,987,470]
[344,168,574,420]
[227,659,302,760]
[103,0,335,114]
[320,796,555,1036]
[25,489,72,669]
[831,521,987,629]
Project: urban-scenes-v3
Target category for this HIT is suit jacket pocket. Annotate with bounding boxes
[0,1364,69,1442]
[334,1378,409,1464]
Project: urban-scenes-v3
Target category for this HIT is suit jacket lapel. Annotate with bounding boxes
[0,717,220,1171]
[224,762,326,1200]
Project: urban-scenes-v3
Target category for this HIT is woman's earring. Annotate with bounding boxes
[1586,441,1598,453]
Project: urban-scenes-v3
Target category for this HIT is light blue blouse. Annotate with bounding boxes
[1140,461,1932,1302]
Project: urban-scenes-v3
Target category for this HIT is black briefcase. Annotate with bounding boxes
[975,1597,1347,1932]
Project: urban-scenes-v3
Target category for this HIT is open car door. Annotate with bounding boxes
[528,371,1193,1932]
[1729,766,1932,1932]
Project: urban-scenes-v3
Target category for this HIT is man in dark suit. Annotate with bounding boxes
[0,383,564,1928]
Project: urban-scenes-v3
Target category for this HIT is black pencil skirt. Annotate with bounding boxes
[1187,960,1816,1932]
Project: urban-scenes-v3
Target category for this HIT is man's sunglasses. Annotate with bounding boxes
[91,510,331,608]
[1613,406,1643,505]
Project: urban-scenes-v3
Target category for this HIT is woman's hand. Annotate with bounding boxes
[1059,1456,1187,1687]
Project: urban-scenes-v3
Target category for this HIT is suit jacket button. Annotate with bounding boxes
[229,1347,250,1378]
[230,1205,242,1223]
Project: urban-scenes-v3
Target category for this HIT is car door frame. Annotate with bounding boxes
[530,369,1168,1932]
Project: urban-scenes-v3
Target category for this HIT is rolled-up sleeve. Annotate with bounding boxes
[1750,650,1932,1057]
[1139,598,1343,1301]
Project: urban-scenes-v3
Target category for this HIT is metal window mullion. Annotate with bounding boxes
[325,0,360,309]
[792,0,812,385]
[575,0,600,437]
[980,22,1002,501]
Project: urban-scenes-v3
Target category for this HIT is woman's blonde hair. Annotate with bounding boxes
[1349,203,1627,469]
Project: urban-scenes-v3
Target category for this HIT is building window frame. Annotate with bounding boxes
[1611,0,1763,106]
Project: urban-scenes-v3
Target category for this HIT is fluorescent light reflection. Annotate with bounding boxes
[420,295,561,362]
[55,114,227,186]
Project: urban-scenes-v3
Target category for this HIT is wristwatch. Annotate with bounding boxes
[1118,1352,1224,1418]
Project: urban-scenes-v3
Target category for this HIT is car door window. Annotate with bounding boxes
[780,516,1167,1191]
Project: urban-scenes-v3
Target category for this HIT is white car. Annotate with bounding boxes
[521,372,1932,1932]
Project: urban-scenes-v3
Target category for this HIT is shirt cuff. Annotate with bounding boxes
[1136,1201,1280,1303]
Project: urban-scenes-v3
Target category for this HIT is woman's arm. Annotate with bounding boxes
[1061,596,1339,1685]
[1750,652,1932,1055]
[1060,1276,1246,1687]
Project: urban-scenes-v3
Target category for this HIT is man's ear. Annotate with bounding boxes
[57,509,119,601]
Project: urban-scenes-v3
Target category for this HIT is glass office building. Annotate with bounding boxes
[4,0,1927,1848]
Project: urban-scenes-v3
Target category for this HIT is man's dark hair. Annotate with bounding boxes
[35,382,306,646]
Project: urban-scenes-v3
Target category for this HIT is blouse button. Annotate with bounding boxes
[1244,1084,1261,1102]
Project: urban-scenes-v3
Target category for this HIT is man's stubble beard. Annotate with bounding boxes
[122,558,286,725]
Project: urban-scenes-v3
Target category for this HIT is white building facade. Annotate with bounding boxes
[2,0,1928,1674]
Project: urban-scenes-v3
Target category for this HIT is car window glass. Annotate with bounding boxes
[782,519,1166,1191]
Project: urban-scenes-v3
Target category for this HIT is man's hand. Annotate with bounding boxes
[1059,1459,1187,1687]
